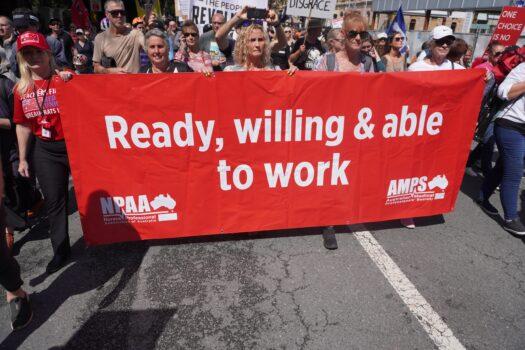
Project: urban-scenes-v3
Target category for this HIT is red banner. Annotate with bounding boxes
[57,71,484,245]
[489,6,525,47]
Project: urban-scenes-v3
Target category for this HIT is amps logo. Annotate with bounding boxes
[386,175,448,205]
[100,194,178,224]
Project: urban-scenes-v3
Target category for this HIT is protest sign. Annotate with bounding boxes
[57,71,484,246]
[190,0,267,26]
[489,6,525,46]
[286,0,337,19]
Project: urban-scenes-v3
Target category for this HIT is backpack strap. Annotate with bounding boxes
[326,53,336,71]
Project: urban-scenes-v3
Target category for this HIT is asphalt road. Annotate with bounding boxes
[0,173,524,350]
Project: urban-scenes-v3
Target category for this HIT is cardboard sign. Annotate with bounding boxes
[57,70,484,246]
[286,0,337,20]
[489,6,525,46]
[190,0,267,26]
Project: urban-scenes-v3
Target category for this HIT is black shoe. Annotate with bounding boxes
[322,227,338,250]
[503,219,525,236]
[46,252,70,274]
[476,199,499,216]
[10,295,33,331]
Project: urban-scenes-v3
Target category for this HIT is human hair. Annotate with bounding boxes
[211,12,225,24]
[487,40,504,54]
[0,16,13,27]
[233,24,271,67]
[383,31,402,54]
[326,28,341,41]
[181,20,199,34]
[144,28,169,47]
[15,49,56,95]
[447,38,468,62]
[104,0,124,12]
[343,11,367,31]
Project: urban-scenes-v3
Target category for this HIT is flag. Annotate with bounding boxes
[135,0,163,17]
[71,0,91,29]
[387,5,408,54]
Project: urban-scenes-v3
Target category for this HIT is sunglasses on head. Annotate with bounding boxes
[108,10,126,17]
[183,32,198,37]
[435,37,454,47]
[241,19,264,27]
[347,30,367,39]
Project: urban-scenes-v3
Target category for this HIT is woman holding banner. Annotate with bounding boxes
[140,29,193,74]
[224,23,297,74]
[13,32,73,274]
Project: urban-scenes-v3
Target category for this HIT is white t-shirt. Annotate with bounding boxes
[408,59,465,71]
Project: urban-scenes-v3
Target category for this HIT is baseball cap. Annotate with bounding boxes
[376,32,387,40]
[49,18,61,24]
[12,11,39,29]
[75,28,84,35]
[16,31,51,52]
[132,17,144,26]
[431,25,455,40]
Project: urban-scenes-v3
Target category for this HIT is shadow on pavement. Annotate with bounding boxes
[0,190,149,350]
[48,308,176,350]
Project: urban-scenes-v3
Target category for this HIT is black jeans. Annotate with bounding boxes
[33,139,70,256]
[0,204,23,292]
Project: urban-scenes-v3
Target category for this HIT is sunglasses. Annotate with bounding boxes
[493,51,504,57]
[242,19,264,27]
[361,45,373,49]
[347,30,367,39]
[183,32,198,37]
[284,30,291,33]
[108,10,126,17]
[394,37,403,42]
[435,37,454,47]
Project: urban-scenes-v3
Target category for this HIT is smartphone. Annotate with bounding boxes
[247,8,268,19]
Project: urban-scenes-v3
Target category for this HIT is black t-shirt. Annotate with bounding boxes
[139,60,193,73]
[292,38,325,70]
[58,31,75,67]
[74,40,94,62]
[271,43,293,70]
[0,77,16,165]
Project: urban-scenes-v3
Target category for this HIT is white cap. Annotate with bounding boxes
[376,32,387,40]
[431,25,455,40]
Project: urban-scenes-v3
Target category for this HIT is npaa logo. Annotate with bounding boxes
[386,175,448,205]
[100,194,178,224]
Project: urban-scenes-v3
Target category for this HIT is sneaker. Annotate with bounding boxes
[503,219,525,236]
[10,295,32,331]
[400,218,415,229]
[476,199,499,216]
[322,226,338,250]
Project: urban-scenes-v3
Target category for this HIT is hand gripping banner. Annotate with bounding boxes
[57,70,484,245]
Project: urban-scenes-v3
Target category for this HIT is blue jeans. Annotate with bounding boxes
[481,124,525,221]
[467,121,495,178]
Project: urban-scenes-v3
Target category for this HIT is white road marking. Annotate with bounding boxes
[351,225,466,350]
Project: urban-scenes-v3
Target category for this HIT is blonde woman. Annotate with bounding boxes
[224,23,296,74]
[13,32,72,274]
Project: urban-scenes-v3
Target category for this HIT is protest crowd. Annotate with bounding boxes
[0,0,524,333]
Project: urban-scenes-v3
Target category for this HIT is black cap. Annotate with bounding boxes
[12,10,39,29]
[49,18,61,24]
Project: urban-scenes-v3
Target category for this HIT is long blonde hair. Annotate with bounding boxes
[15,50,56,95]
[233,24,271,68]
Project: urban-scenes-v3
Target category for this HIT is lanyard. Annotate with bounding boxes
[33,78,52,121]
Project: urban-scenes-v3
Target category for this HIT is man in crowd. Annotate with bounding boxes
[199,13,235,70]
[93,0,144,74]
[0,16,16,81]
[166,18,180,60]
[289,18,326,71]
[9,8,68,76]
[48,18,74,68]
[326,28,345,53]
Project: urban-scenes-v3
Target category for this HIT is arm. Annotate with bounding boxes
[0,119,11,129]
[498,64,525,101]
[288,43,305,64]
[215,6,248,51]
[266,10,286,53]
[16,124,32,178]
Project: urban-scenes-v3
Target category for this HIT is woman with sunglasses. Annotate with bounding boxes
[314,12,376,73]
[174,20,213,75]
[381,31,407,72]
[13,32,73,273]
[408,26,465,72]
[140,29,192,74]
[270,26,295,70]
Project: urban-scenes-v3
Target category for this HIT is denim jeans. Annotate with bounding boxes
[481,124,525,221]
[467,121,495,178]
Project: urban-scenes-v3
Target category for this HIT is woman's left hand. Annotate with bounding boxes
[56,69,73,82]
[287,65,298,76]
[199,67,213,77]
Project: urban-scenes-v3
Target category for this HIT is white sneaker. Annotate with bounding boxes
[400,218,415,229]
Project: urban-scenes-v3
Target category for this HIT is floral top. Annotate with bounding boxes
[174,49,213,72]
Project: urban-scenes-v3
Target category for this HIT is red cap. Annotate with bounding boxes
[16,31,50,52]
